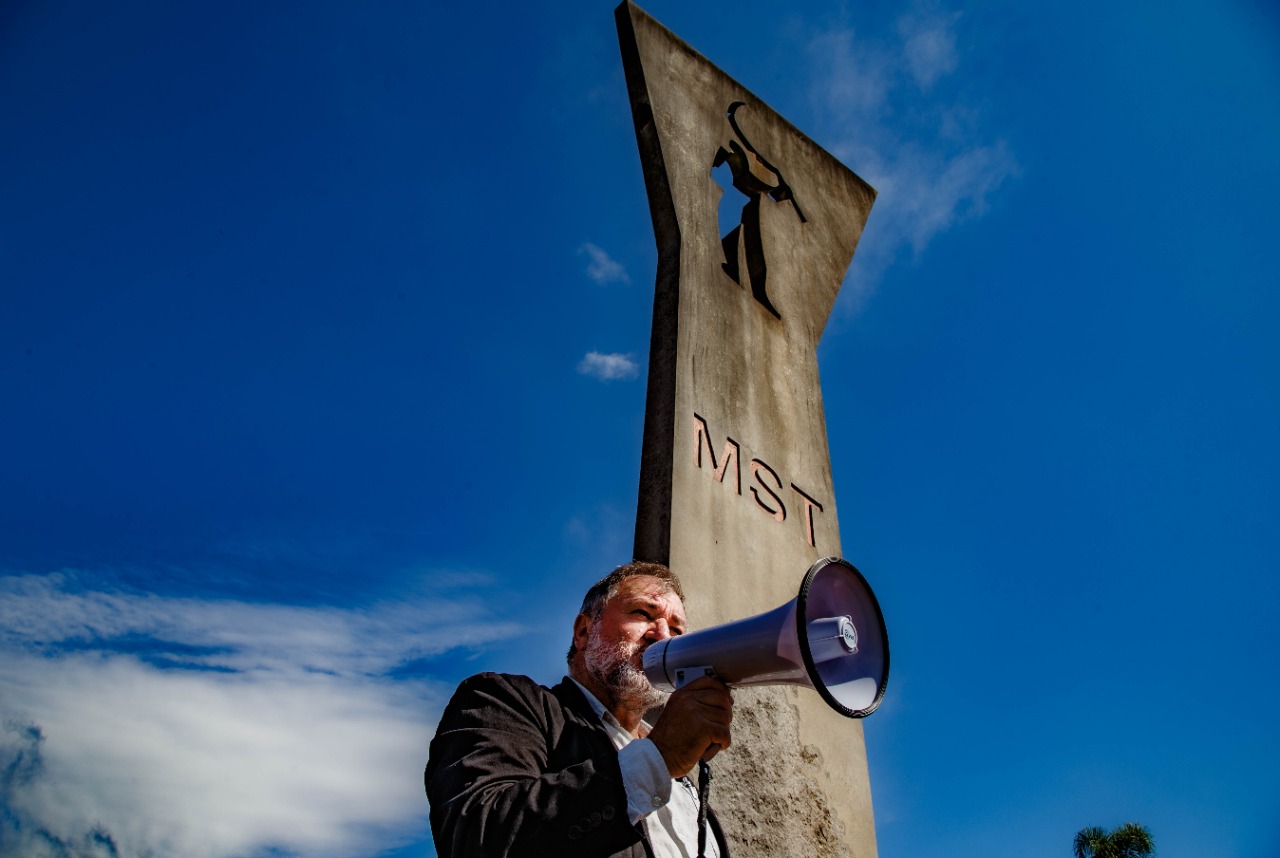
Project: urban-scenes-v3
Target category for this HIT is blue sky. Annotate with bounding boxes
[1,1,1277,856]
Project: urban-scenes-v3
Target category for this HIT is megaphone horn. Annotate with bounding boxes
[642,556,890,718]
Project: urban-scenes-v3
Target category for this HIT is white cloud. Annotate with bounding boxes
[0,572,520,858]
[899,8,961,90]
[578,242,631,285]
[577,351,639,381]
[809,29,894,122]
[804,3,1018,308]
[0,573,511,677]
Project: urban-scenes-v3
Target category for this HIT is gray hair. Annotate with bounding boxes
[566,561,684,665]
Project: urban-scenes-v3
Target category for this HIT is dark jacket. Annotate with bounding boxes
[425,672,729,858]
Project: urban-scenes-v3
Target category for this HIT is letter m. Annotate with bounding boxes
[692,413,740,495]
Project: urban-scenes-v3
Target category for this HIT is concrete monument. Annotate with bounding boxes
[615,3,879,856]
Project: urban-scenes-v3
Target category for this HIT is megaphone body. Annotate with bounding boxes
[642,556,889,718]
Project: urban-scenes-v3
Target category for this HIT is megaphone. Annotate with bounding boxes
[643,556,889,718]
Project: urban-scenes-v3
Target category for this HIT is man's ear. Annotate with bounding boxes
[572,613,591,652]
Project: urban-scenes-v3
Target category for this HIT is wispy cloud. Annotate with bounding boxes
[578,242,631,285]
[804,2,1018,308]
[899,7,961,90]
[577,351,639,381]
[0,572,519,858]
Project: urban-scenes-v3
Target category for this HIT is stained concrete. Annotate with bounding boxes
[616,3,879,855]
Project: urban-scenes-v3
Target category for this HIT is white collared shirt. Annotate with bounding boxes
[571,680,720,858]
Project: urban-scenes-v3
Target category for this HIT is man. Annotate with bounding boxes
[426,561,734,857]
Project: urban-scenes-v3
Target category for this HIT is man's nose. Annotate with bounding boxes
[646,618,672,640]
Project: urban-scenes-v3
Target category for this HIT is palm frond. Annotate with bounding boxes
[1113,822,1154,857]
[1074,826,1109,858]
[1073,822,1154,858]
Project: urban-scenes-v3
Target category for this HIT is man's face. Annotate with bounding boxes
[576,575,687,714]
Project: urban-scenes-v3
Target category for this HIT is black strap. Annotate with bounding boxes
[696,759,712,858]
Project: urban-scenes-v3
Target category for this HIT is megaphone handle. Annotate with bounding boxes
[696,759,712,858]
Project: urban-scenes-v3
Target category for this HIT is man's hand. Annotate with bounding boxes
[647,675,734,779]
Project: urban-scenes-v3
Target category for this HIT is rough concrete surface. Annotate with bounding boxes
[616,2,880,855]
[715,687,849,858]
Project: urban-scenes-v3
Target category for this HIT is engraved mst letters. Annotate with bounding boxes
[692,413,825,548]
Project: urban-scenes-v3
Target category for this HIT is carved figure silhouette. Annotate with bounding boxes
[713,101,807,318]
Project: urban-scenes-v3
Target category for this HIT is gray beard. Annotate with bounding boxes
[583,629,669,714]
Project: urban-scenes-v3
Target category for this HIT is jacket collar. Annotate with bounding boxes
[551,675,607,727]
